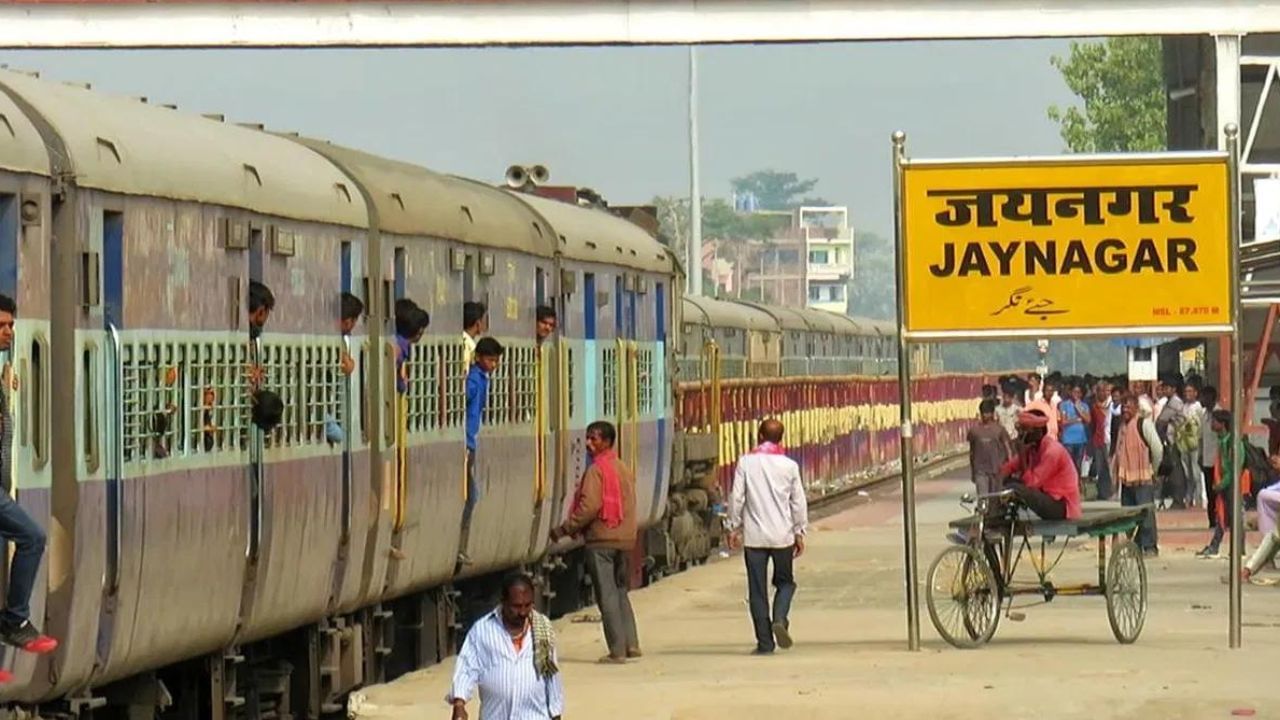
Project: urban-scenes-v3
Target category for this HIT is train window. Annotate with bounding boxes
[602,345,618,417]
[82,345,100,473]
[300,344,344,443]
[482,342,511,426]
[188,341,248,454]
[510,345,537,425]
[122,342,183,464]
[261,343,301,448]
[443,341,465,428]
[28,336,47,469]
[405,341,440,433]
[358,341,369,443]
[637,348,653,415]
[566,347,576,419]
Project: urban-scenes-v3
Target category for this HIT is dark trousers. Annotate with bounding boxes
[462,449,478,530]
[1121,483,1159,551]
[1064,443,1086,477]
[1204,465,1217,529]
[0,492,45,626]
[1008,483,1067,521]
[1090,444,1113,500]
[744,546,796,652]
[585,547,639,658]
[1163,445,1187,507]
[1209,493,1240,551]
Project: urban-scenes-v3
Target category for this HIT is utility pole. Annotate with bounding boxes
[688,45,703,297]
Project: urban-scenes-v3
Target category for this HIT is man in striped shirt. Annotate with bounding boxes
[448,573,564,720]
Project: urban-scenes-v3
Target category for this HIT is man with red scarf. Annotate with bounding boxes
[550,421,639,664]
[727,419,807,655]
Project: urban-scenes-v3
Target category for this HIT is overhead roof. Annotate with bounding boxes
[684,295,779,332]
[0,69,367,228]
[4,2,1278,47]
[514,192,674,274]
[0,88,47,176]
[292,136,556,255]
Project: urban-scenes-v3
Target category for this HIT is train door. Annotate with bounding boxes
[621,275,639,476]
[0,190,53,688]
[534,267,547,509]
[582,271,598,472]
[101,209,123,602]
[247,225,265,565]
[339,241,355,552]
[390,246,407,538]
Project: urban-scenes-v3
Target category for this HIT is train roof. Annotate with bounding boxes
[683,295,779,332]
[0,87,48,176]
[513,192,674,274]
[730,301,808,332]
[291,137,557,256]
[850,315,895,335]
[789,306,852,335]
[0,69,367,228]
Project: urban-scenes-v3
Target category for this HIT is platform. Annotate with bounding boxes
[349,468,1280,720]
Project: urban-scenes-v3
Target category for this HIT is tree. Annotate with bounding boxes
[848,230,896,320]
[1047,37,1167,153]
[730,170,820,211]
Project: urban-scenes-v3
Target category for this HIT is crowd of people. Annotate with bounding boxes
[968,371,1280,566]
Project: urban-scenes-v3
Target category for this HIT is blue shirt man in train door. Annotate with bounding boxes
[459,336,505,566]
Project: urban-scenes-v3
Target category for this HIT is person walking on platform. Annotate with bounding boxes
[446,573,564,720]
[968,399,1013,496]
[550,421,640,664]
[1199,386,1221,529]
[1111,396,1163,557]
[1199,410,1253,559]
[727,419,808,655]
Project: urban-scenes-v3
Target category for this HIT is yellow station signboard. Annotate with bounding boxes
[901,156,1231,337]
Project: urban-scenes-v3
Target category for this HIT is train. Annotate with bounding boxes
[0,67,996,718]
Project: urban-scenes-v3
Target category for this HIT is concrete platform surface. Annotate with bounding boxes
[349,470,1280,720]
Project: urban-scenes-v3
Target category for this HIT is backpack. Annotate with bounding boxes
[1135,418,1170,475]
[1243,440,1273,504]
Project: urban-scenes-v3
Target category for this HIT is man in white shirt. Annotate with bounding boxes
[462,301,487,367]
[447,573,564,720]
[727,419,808,655]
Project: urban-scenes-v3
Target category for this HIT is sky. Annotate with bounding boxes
[0,40,1080,237]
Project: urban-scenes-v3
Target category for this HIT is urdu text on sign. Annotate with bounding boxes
[900,157,1231,336]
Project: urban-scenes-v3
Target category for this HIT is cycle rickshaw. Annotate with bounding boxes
[925,488,1150,649]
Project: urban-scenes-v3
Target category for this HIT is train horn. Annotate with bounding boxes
[528,164,550,186]
[505,165,529,189]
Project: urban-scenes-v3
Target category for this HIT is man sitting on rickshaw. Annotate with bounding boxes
[949,409,1084,547]
[997,409,1083,522]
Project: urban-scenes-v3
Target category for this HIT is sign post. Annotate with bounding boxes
[891,130,1238,648]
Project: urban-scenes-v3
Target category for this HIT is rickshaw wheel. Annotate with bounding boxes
[926,544,1001,649]
[1105,538,1147,644]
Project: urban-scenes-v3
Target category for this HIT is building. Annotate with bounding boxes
[800,206,855,313]
[706,206,854,313]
